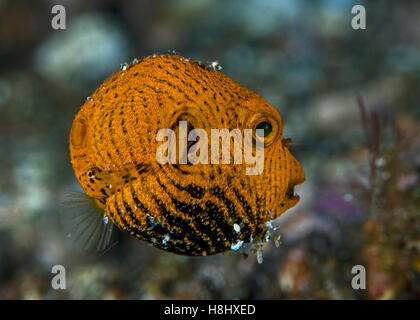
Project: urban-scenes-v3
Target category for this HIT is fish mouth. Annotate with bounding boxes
[286,184,300,201]
[285,175,305,205]
[286,163,306,202]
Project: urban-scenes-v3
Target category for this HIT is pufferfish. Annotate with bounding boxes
[68,53,305,259]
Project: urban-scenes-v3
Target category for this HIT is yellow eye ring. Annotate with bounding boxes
[247,114,281,147]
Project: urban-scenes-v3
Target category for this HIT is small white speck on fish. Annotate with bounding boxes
[233,223,241,233]
[162,234,170,245]
[208,61,222,71]
[231,240,244,251]
[257,245,263,264]
[198,60,222,72]
[264,230,271,243]
[275,234,282,248]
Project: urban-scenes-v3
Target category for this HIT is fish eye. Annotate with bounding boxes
[249,114,280,147]
[255,121,273,138]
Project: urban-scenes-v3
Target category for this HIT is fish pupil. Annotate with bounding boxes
[256,121,272,137]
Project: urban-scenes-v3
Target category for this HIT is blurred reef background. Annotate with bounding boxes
[0,0,419,299]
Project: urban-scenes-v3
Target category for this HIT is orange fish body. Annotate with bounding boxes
[69,54,305,256]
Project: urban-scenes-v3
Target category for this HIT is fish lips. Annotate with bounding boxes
[285,174,305,207]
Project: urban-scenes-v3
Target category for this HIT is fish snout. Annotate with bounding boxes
[285,153,305,205]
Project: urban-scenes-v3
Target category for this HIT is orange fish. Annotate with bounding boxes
[68,54,305,259]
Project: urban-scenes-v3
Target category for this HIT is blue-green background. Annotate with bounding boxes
[0,0,419,299]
